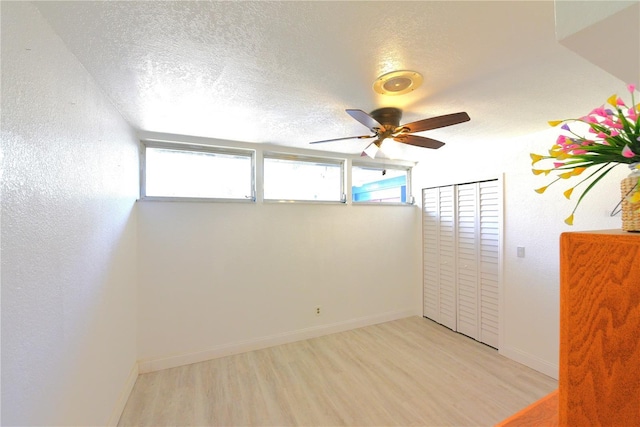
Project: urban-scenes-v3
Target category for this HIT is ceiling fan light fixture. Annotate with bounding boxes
[363,142,380,158]
[379,140,402,159]
[373,70,423,96]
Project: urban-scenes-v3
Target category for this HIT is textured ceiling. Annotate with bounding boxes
[33,1,627,160]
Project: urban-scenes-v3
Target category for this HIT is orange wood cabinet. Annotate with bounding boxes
[495,390,558,427]
[497,230,640,426]
[559,230,640,425]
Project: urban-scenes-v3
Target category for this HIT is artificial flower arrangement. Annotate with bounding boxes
[531,84,640,225]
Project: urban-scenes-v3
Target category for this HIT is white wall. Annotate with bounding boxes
[554,0,637,40]
[412,51,630,378]
[1,3,139,425]
[556,1,639,86]
[137,201,422,371]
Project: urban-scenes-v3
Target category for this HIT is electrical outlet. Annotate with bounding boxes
[315,305,321,316]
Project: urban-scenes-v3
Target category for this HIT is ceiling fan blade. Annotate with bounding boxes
[309,134,374,144]
[394,134,445,149]
[346,109,384,132]
[400,112,470,133]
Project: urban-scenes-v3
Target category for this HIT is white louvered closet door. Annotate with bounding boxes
[422,179,501,348]
[437,186,457,331]
[456,183,479,340]
[478,180,500,348]
[422,185,456,330]
[422,188,439,322]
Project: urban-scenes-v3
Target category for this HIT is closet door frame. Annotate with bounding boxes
[421,174,504,350]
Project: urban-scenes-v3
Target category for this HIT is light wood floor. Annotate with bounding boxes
[118,316,557,426]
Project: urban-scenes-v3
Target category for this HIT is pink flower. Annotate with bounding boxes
[629,108,638,120]
[597,132,608,138]
[591,107,608,117]
[572,149,587,155]
[617,97,626,107]
[610,130,620,137]
[556,135,567,144]
[554,162,564,168]
[622,145,635,158]
[628,84,636,93]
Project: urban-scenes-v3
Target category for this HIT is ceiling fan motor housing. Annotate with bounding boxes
[370,107,402,128]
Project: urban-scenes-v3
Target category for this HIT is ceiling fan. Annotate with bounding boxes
[310,107,470,158]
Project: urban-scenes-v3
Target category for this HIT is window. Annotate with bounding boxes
[352,165,411,204]
[142,143,254,200]
[263,154,344,202]
[140,140,412,205]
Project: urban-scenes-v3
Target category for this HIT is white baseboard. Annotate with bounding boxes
[138,308,417,374]
[107,361,139,426]
[500,344,559,380]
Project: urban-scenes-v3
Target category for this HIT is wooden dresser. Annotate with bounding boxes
[497,230,640,426]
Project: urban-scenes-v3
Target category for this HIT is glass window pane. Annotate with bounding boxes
[352,166,408,203]
[145,146,253,199]
[264,157,343,202]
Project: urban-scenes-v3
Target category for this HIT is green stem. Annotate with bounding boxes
[570,163,621,215]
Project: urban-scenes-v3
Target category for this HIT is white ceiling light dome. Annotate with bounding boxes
[373,70,423,96]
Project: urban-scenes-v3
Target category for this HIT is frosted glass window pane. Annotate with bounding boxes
[352,166,409,203]
[264,157,343,202]
[145,147,253,199]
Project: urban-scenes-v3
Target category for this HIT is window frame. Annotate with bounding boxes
[351,162,413,205]
[262,152,346,203]
[140,140,256,202]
